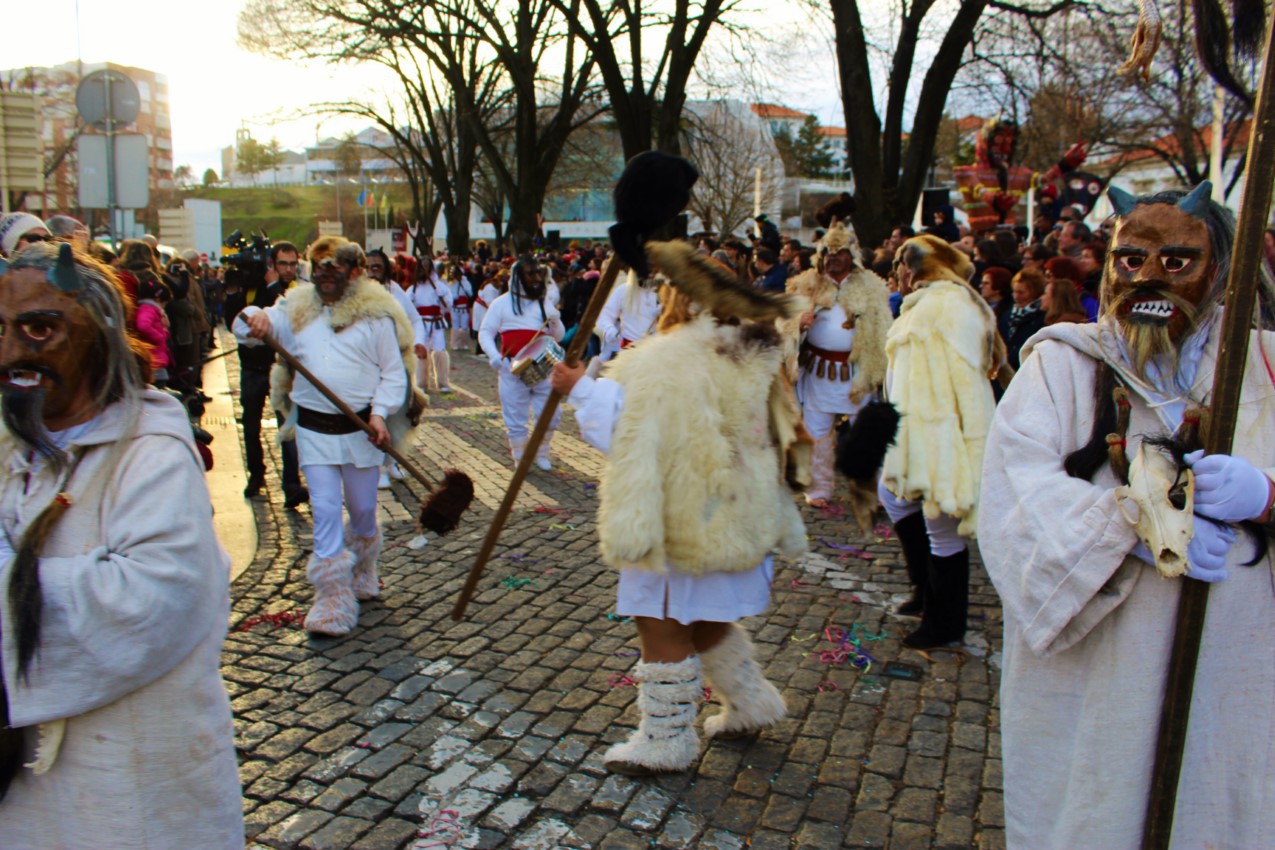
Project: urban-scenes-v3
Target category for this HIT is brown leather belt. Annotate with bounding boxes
[297,405,371,435]
[799,343,853,381]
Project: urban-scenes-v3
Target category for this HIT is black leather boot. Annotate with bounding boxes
[902,547,970,649]
[892,511,931,617]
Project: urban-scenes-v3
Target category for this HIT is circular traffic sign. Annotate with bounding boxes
[75,70,141,131]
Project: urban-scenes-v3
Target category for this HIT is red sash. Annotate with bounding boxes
[621,338,636,349]
[417,305,442,318]
[454,296,470,308]
[500,329,540,358]
[474,296,488,309]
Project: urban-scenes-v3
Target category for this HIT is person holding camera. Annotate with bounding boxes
[224,240,307,508]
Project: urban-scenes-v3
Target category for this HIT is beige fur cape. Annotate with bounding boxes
[779,267,891,404]
[597,314,808,576]
[880,279,998,536]
[269,277,427,452]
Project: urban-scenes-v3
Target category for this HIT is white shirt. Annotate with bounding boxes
[478,292,564,366]
[597,281,662,348]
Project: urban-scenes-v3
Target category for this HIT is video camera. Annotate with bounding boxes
[221,230,272,290]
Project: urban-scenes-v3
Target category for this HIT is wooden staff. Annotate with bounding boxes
[263,334,473,534]
[1142,15,1275,849]
[450,256,626,620]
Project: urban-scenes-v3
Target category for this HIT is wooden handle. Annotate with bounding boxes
[1141,15,1275,849]
[262,333,438,492]
[451,257,626,620]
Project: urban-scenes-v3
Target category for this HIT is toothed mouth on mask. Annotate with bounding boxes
[1128,299,1175,319]
[4,370,44,389]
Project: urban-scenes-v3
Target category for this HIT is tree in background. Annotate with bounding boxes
[682,100,784,237]
[202,168,219,187]
[174,164,196,189]
[333,133,363,181]
[823,0,1075,250]
[773,115,838,178]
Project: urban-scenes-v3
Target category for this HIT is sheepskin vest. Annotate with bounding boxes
[269,277,428,452]
[597,315,808,576]
[780,268,891,403]
[881,279,998,536]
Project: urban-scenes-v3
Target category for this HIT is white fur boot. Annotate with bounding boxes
[347,525,383,601]
[535,432,554,471]
[417,355,436,394]
[604,656,703,776]
[433,350,452,392]
[701,624,786,739]
[304,549,359,637]
[510,436,527,464]
[805,430,836,506]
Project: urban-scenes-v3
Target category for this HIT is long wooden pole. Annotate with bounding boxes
[263,334,440,494]
[451,257,626,620]
[1141,16,1275,848]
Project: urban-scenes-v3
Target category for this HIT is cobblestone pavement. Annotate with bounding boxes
[220,334,1005,850]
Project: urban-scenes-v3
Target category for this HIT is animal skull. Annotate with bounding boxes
[1120,441,1195,578]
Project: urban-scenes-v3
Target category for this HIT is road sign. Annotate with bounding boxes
[0,92,44,212]
[75,70,140,132]
[78,133,149,209]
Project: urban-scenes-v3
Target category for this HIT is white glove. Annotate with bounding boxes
[1184,516,1236,582]
[491,356,512,375]
[1185,450,1272,523]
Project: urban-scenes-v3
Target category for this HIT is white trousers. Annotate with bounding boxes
[498,371,561,442]
[877,481,966,557]
[802,408,842,441]
[304,464,381,559]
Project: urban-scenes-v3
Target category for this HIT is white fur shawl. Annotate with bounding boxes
[780,268,892,403]
[881,280,997,536]
[270,278,427,451]
[597,315,807,576]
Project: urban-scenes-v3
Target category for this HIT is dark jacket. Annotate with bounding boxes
[224,279,289,373]
[756,263,788,293]
[999,303,1046,371]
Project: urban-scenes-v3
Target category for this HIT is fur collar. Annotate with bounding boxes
[284,277,415,351]
[780,268,892,402]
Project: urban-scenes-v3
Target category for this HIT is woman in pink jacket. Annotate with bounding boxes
[134,277,172,387]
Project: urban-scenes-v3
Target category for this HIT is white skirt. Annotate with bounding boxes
[615,556,774,625]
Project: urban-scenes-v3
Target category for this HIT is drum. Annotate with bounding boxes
[511,334,565,387]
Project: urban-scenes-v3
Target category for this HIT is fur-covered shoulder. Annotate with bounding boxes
[837,269,892,401]
[284,278,416,353]
[892,281,997,373]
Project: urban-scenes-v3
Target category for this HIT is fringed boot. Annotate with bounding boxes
[805,430,836,507]
[304,549,359,637]
[700,625,786,739]
[347,525,383,601]
[604,656,703,776]
[509,436,527,465]
[891,510,931,618]
[535,432,554,471]
[433,349,452,393]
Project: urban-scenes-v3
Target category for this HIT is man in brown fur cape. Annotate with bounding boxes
[235,236,425,637]
[779,220,891,528]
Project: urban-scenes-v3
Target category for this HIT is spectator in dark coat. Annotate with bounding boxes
[753,247,788,293]
[999,268,1046,371]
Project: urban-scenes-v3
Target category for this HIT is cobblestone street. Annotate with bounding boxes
[221,338,1005,850]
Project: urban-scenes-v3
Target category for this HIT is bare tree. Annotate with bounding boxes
[546,0,745,160]
[822,0,1077,250]
[241,0,604,252]
[682,100,784,238]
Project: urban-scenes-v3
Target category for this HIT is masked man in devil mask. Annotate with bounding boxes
[478,255,566,470]
[0,243,242,845]
[979,182,1275,848]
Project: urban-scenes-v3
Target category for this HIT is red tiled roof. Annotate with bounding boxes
[815,126,847,137]
[751,103,811,120]
[1092,119,1253,168]
[956,115,986,132]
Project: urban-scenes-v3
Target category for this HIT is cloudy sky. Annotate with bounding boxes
[8,0,851,178]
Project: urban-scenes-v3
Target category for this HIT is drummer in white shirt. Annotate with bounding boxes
[478,255,565,470]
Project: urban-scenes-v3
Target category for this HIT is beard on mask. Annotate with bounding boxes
[1106,284,1202,382]
[2,368,67,469]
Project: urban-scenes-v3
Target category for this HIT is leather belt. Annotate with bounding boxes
[297,405,371,435]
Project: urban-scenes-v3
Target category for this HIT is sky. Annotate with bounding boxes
[5,0,394,177]
[6,0,851,179]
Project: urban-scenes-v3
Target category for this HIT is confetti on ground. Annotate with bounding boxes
[613,648,641,658]
[609,674,636,687]
[817,681,841,693]
[407,534,430,550]
[607,613,632,622]
[818,503,846,518]
[548,523,576,531]
[837,548,875,561]
[234,610,305,632]
[416,809,464,848]
[790,578,805,589]
[500,576,538,590]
